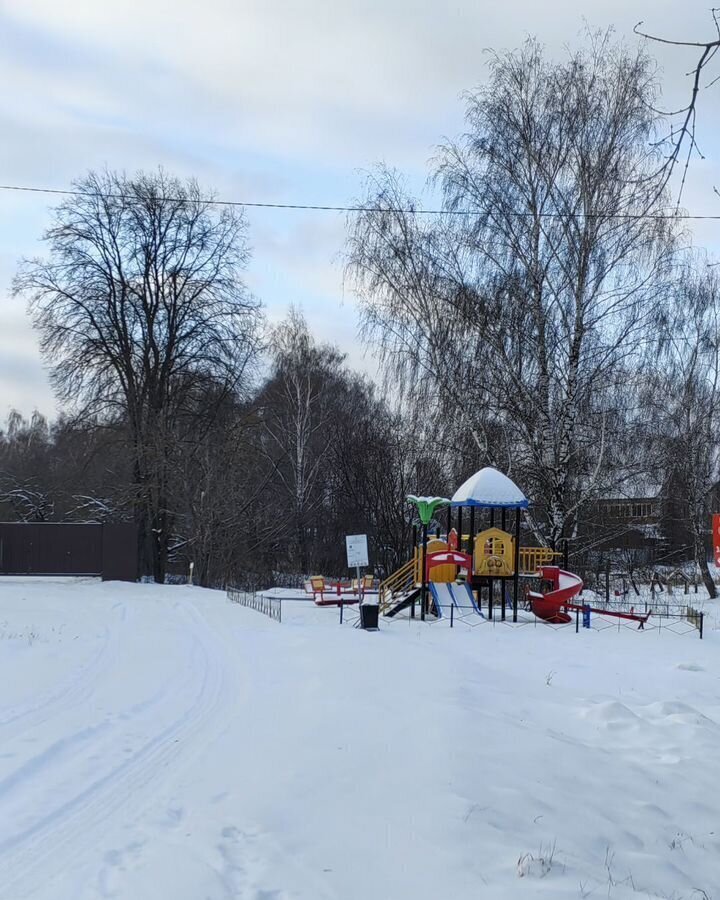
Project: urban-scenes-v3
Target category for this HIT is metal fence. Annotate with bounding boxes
[579,595,706,622]
[227,587,282,623]
[374,601,706,639]
[0,522,137,581]
[686,605,704,638]
[223,586,705,638]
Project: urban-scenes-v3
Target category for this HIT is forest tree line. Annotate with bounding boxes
[2,32,720,591]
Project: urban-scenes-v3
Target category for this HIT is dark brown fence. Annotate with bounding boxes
[0,522,137,581]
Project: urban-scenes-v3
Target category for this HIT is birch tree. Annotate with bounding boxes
[347,33,675,547]
[258,310,343,573]
[652,263,720,597]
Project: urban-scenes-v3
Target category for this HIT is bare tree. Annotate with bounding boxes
[167,386,276,587]
[650,262,720,597]
[14,169,263,581]
[347,34,675,547]
[0,411,54,521]
[258,310,344,573]
[634,10,720,201]
[0,479,54,522]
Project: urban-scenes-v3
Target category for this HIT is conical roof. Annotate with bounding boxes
[451,467,529,508]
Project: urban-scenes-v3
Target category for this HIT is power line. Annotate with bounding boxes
[0,182,719,220]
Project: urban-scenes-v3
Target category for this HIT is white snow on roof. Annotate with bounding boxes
[451,467,529,508]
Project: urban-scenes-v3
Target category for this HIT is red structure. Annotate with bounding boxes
[425,549,472,580]
[530,565,651,627]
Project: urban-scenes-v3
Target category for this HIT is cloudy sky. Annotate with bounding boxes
[1,0,718,417]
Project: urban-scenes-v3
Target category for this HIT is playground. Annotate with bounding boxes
[293,467,678,635]
[3,471,713,899]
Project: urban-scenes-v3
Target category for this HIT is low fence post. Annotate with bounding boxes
[700,611,704,640]
[227,586,281,623]
[450,603,454,628]
[575,606,579,633]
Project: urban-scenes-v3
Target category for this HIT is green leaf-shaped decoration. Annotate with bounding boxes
[406,495,451,526]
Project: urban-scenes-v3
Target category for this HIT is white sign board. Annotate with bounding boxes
[345,534,369,568]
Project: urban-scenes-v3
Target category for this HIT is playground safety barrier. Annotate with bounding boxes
[227,587,282,623]
[368,602,706,639]
[686,606,704,638]
[585,597,704,621]
[518,547,561,573]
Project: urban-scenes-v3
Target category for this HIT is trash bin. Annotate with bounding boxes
[359,601,379,630]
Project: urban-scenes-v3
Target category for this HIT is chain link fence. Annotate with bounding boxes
[224,586,706,639]
[372,601,705,638]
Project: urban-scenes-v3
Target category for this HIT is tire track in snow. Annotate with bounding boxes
[0,600,129,744]
[0,596,235,898]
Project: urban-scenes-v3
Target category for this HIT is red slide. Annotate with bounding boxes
[530,565,583,623]
[531,565,652,627]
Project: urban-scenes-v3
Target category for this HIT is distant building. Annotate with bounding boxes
[578,476,720,568]
[579,488,663,565]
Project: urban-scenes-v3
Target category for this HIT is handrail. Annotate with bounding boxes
[518,547,561,574]
[379,557,417,613]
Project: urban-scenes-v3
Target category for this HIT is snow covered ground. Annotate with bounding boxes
[0,578,719,899]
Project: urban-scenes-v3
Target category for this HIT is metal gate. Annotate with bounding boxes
[0,523,137,580]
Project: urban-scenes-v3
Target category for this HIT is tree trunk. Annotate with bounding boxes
[150,500,168,584]
[695,532,716,598]
[133,453,153,579]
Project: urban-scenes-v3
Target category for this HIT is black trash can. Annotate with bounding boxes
[360,602,379,630]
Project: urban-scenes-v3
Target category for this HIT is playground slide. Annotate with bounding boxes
[429,582,485,618]
[532,565,652,628]
[531,566,583,623]
[429,582,451,618]
[428,581,485,618]
[449,582,485,617]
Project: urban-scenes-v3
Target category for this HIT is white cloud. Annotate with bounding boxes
[0,0,718,416]
[7,1,714,165]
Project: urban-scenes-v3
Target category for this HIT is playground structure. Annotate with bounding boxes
[383,468,549,621]
[383,468,654,629]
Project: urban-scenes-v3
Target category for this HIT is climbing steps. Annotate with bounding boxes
[384,587,422,617]
[379,558,417,614]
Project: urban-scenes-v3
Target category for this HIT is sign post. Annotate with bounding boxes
[346,534,369,600]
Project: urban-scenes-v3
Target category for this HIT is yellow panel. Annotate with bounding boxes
[473,528,514,576]
[427,539,456,582]
[518,547,561,574]
[426,538,447,553]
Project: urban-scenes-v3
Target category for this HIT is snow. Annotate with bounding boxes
[558,571,583,591]
[1,577,719,899]
[451,466,529,508]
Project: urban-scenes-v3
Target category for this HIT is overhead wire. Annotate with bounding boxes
[0,182,719,220]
